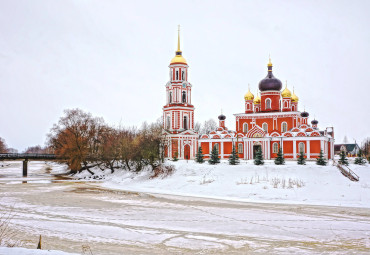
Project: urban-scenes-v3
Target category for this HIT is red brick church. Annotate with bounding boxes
[163,29,335,160]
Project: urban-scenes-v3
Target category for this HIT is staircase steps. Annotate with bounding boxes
[333,160,359,182]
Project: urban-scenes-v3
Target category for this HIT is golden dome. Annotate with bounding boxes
[253,92,261,104]
[244,86,254,101]
[291,88,299,102]
[170,54,187,64]
[281,82,292,98]
[170,25,187,65]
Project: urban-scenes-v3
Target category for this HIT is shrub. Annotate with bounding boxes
[151,164,175,179]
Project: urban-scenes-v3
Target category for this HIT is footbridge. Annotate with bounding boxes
[0,153,60,176]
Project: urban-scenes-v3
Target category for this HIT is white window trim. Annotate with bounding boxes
[214,143,219,151]
[262,122,268,133]
[243,123,248,133]
[266,98,271,109]
[282,122,288,133]
[238,143,243,153]
[299,142,305,153]
[273,142,279,153]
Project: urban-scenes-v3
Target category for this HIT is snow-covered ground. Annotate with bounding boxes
[1,160,369,254]
[0,247,79,255]
[75,160,370,208]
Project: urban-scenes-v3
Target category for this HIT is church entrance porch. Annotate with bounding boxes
[253,144,262,159]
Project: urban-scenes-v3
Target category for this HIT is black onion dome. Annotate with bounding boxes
[311,119,318,125]
[301,111,309,118]
[218,114,226,120]
[259,65,282,91]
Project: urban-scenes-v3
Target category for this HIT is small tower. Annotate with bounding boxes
[259,57,283,112]
[218,113,226,128]
[311,119,318,129]
[301,109,309,125]
[281,81,292,112]
[244,85,254,113]
[253,91,261,112]
[291,87,299,111]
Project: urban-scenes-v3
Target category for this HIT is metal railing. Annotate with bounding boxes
[333,159,359,181]
[0,153,57,160]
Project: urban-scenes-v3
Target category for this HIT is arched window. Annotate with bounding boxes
[299,142,305,153]
[169,92,172,103]
[243,123,248,133]
[284,101,288,108]
[166,115,171,129]
[266,99,271,109]
[262,123,268,133]
[184,116,188,130]
[182,91,186,103]
[282,122,288,133]
[292,105,296,111]
[214,143,219,152]
[273,142,279,153]
[182,71,185,81]
[238,143,243,153]
[176,70,179,80]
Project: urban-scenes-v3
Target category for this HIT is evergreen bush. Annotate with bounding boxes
[195,146,204,163]
[354,150,366,165]
[274,147,285,165]
[208,145,220,165]
[338,150,349,166]
[297,151,306,165]
[316,149,327,166]
[172,152,178,162]
[254,148,264,165]
[229,145,240,165]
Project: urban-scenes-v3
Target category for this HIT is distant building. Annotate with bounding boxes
[334,144,360,157]
[7,148,18,153]
[162,28,335,160]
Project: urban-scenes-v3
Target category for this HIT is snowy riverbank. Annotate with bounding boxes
[74,160,370,208]
[0,247,79,255]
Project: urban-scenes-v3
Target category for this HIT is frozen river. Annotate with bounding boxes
[0,161,369,254]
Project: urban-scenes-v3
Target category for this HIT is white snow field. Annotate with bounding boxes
[0,160,369,254]
[0,247,79,255]
[80,160,370,208]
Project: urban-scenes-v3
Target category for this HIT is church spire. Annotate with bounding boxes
[177,25,181,52]
[268,54,272,67]
[170,25,187,64]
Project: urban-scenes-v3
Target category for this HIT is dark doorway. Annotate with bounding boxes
[184,145,190,160]
[253,145,262,159]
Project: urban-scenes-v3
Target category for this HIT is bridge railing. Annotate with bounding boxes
[0,153,58,160]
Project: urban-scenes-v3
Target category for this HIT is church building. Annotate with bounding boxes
[163,29,335,160]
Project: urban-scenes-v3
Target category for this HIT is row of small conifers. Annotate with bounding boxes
[193,145,368,166]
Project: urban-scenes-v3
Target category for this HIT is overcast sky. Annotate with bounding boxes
[0,0,369,151]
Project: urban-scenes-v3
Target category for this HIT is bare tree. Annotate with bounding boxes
[361,137,370,159]
[47,109,107,174]
[194,122,201,133]
[200,119,218,134]
[0,137,8,153]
